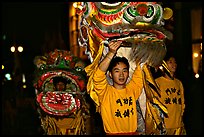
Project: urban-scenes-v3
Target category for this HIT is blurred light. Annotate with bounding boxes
[193,52,199,58]
[3,35,6,40]
[195,73,199,78]
[5,73,12,80]
[35,89,38,95]
[22,74,26,83]
[18,46,23,52]
[23,84,27,88]
[2,65,4,70]
[73,2,83,10]
[11,46,15,52]
[159,66,163,70]
[73,2,78,8]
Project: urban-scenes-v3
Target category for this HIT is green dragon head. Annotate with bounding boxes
[33,49,87,116]
[77,2,173,68]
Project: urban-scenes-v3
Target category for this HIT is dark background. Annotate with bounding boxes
[2,2,69,73]
[1,2,202,135]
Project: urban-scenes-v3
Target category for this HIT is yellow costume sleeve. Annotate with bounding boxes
[142,65,168,134]
[84,30,104,108]
[179,80,185,115]
[127,65,143,99]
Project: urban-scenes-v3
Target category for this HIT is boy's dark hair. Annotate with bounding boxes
[162,52,177,79]
[163,51,176,62]
[53,77,67,86]
[108,56,129,72]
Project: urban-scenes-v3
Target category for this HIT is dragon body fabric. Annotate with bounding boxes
[33,49,90,135]
[77,2,173,135]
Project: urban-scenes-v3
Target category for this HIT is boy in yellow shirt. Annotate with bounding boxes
[92,40,144,135]
[155,54,186,135]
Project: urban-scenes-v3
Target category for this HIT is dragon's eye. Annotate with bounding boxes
[75,67,83,72]
[145,5,154,18]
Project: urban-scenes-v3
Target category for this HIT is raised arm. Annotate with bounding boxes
[99,41,122,72]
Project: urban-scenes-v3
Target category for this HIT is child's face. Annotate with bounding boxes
[110,62,129,86]
[56,81,66,91]
[166,57,177,73]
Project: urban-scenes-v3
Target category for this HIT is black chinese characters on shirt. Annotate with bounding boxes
[115,97,134,118]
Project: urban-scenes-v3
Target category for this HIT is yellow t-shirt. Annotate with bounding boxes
[155,76,185,129]
[93,66,143,134]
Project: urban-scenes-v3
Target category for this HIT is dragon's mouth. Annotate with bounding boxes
[35,70,86,116]
[95,26,171,43]
[96,29,167,49]
[37,91,81,116]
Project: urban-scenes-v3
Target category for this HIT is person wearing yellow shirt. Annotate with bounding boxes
[92,40,144,135]
[155,54,186,135]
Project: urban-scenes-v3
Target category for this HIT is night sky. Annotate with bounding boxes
[2,2,68,74]
[2,2,70,135]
